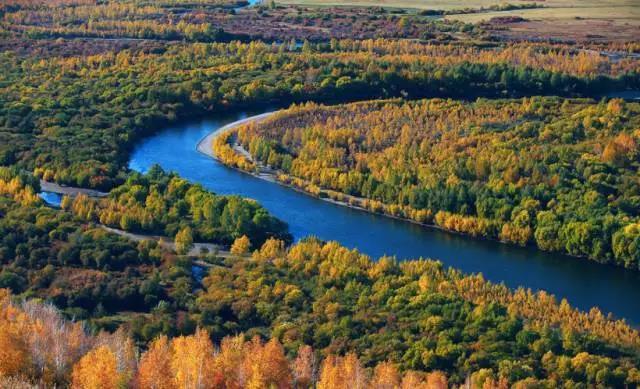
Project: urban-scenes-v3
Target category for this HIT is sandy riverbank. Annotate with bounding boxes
[194,109,440,229]
[196,112,275,158]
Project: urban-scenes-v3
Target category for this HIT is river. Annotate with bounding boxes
[128,110,640,327]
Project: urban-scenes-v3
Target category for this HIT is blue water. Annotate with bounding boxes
[233,0,261,12]
[39,191,63,207]
[606,91,640,101]
[129,111,640,326]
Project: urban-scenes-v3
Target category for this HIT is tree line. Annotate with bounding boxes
[2,232,640,387]
[1,0,476,43]
[1,39,638,190]
[1,289,456,388]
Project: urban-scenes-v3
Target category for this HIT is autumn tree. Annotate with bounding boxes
[211,335,246,387]
[292,345,316,388]
[317,353,368,389]
[425,371,448,389]
[399,372,426,388]
[71,346,121,389]
[370,361,401,388]
[175,227,194,255]
[92,328,137,387]
[242,337,292,389]
[0,309,29,378]
[231,235,252,255]
[136,336,174,389]
[252,237,286,261]
[602,132,638,166]
[171,328,216,389]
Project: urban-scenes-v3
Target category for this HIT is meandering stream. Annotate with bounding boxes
[128,109,640,327]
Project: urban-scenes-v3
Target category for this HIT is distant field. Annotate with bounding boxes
[446,4,640,24]
[278,0,640,21]
[279,0,637,12]
[279,0,640,41]
[278,0,520,9]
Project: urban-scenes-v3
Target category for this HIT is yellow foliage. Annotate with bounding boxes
[170,328,216,389]
[136,336,174,389]
[230,235,251,255]
[253,238,286,261]
[71,346,120,389]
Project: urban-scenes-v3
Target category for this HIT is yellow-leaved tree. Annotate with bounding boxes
[230,235,251,255]
[175,226,194,255]
[252,238,285,261]
[317,353,368,389]
[136,335,174,389]
[242,337,292,389]
[71,346,120,389]
[171,328,216,389]
[370,361,401,388]
[0,299,29,378]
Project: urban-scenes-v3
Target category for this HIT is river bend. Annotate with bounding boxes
[128,109,640,327]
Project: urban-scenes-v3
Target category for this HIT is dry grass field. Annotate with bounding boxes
[278,0,530,9]
[279,0,640,41]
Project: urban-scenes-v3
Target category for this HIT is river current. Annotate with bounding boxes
[128,109,640,327]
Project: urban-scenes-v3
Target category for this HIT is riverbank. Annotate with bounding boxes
[197,112,401,212]
[196,112,275,158]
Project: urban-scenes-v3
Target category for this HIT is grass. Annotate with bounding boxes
[447,4,640,25]
[278,0,640,24]
[278,0,526,10]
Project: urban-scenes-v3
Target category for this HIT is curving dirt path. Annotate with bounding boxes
[40,180,108,198]
[100,225,231,262]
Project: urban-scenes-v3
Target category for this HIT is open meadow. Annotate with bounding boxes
[280,0,640,41]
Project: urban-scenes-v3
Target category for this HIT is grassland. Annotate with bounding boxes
[280,0,634,11]
[277,0,525,10]
[279,0,640,41]
[448,4,640,24]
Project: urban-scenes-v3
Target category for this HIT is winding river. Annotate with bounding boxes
[129,109,640,327]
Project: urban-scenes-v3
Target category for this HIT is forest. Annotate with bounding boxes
[62,165,290,247]
[1,38,638,190]
[193,236,640,385]
[3,145,640,386]
[1,0,640,386]
[0,287,457,388]
[0,164,286,340]
[0,166,220,333]
[219,97,640,269]
[1,0,477,42]
[3,234,640,387]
